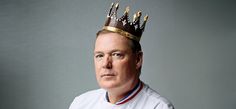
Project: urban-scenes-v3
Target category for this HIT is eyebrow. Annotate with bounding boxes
[94,49,125,54]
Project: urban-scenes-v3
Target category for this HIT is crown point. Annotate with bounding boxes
[144,15,148,21]
[108,3,115,16]
[124,6,130,14]
[111,3,114,7]
[137,11,142,17]
[115,3,119,8]
[133,13,137,22]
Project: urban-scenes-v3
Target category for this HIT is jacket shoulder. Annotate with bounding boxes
[141,84,175,109]
[69,89,105,109]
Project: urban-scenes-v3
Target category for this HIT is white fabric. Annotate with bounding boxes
[69,83,174,109]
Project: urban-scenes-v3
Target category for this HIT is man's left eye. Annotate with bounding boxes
[112,53,123,58]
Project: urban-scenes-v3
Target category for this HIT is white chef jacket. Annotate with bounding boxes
[69,82,174,109]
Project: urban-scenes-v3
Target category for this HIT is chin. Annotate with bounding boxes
[98,81,119,90]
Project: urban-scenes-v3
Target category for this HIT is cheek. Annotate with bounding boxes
[115,60,134,75]
[94,60,101,69]
[94,62,101,77]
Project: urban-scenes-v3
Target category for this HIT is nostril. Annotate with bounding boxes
[102,56,112,69]
[103,61,112,69]
[106,62,112,69]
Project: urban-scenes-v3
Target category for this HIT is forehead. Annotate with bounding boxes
[94,32,132,53]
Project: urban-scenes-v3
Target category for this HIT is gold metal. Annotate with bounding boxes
[109,3,115,16]
[124,6,130,14]
[103,26,140,42]
[101,3,149,42]
[144,15,148,21]
[133,13,137,22]
[110,3,114,8]
[137,11,142,17]
[115,3,119,9]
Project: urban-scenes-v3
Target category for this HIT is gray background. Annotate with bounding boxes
[0,0,235,109]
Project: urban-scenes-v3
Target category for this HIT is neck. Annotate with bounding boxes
[107,79,140,104]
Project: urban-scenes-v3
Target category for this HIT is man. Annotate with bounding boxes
[69,3,174,109]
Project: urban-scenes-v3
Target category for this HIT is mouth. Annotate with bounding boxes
[101,74,115,78]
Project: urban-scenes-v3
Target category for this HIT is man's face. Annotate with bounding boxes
[94,32,141,90]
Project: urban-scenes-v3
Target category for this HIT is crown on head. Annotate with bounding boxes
[101,3,149,42]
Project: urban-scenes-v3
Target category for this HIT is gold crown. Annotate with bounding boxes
[101,3,149,42]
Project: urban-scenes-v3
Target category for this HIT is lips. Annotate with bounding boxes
[101,73,115,77]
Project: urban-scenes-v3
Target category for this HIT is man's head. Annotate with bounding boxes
[93,3,148,91]
[94,30,143,90]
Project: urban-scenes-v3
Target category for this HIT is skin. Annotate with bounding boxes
[94,32,143,104]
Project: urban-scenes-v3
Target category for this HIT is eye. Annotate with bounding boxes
[112,52,124,59]
[94,53,104,60]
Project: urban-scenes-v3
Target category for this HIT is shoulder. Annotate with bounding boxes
[140,83,174,109]
[75,89,105,101]
[69,89,105,109]
[76,88,105,99]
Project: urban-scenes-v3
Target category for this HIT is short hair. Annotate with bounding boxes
[96,30,142,53]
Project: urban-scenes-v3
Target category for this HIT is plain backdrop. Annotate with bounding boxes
[0,0,235,109]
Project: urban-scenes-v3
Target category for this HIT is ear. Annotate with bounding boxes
[135,51,143,69]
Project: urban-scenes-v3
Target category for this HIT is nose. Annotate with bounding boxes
[102,55,112,69]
